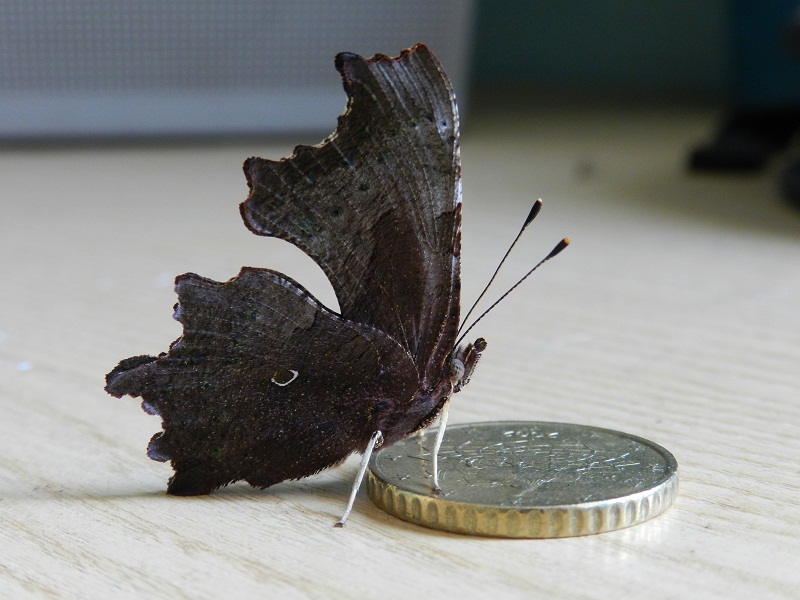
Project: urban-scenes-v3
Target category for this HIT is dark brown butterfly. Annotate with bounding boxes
[105,44,491,524]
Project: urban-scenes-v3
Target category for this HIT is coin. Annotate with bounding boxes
[367,421,678,538]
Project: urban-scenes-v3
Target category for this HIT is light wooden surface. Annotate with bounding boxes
[2,101,799,599]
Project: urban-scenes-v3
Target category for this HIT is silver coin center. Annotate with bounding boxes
[370,421,677,508]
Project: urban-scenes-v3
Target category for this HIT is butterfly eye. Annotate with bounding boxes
[449,358,465,384]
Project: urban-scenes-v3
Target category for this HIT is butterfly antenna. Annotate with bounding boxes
[457,199,543,337]
[455,237,570,348]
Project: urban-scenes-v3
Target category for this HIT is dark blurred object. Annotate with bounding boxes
[689,107,800,171]
[781,9,800,208]
[781,161,800,207]
[689,2,800,208]
[782,6,800,55]
[783,7,800,206]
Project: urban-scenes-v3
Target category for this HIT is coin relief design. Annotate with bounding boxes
[368,422,679,537]
[436,424,672,505]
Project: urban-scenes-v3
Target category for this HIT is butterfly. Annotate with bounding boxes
[105,44,566,525]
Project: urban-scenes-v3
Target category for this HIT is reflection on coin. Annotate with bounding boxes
[367,421,678,538]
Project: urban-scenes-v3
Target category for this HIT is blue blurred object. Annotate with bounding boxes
[470,1,727,98]
[730,0,800,108]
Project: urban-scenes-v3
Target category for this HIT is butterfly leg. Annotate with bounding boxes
[335,430,384,527]
[430,398,451,492]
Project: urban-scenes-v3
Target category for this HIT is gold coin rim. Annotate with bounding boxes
[367,421,679,538]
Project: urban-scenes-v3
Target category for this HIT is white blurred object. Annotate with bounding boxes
[0,0,474,138]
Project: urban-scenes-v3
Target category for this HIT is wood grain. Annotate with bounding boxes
[1,103,798,599]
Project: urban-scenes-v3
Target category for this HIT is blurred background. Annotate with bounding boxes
[4,0,800,205]
[1,0,797,137]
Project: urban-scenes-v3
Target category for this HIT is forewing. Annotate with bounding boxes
[240,44,461,388]
[105,267,418,495]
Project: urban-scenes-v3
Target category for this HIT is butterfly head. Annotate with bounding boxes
[450,337,487,394]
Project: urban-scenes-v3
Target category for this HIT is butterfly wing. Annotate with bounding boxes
[105,268,418,495]
[241,44,461,389]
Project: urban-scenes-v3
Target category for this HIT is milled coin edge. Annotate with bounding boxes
[367,421,680,538]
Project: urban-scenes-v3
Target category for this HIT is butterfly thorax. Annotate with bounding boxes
[451,337,487,394]
[380,337,486,446]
